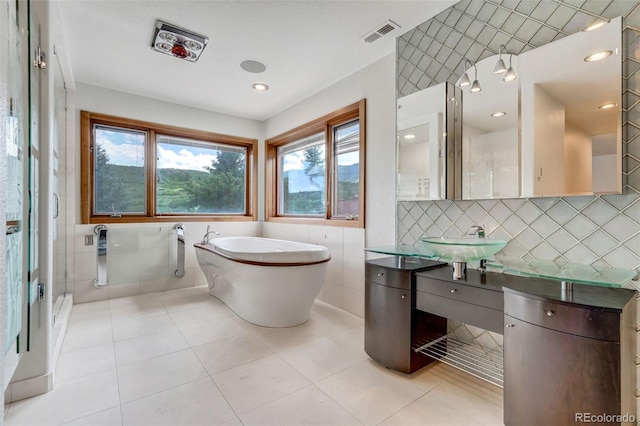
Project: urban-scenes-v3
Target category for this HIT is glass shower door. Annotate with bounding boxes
[52,46,68,322]
[3,0,27,386]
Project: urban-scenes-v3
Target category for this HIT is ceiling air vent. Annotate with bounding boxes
[361,20,401,43]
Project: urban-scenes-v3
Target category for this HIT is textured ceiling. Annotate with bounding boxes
[57,0,456,121]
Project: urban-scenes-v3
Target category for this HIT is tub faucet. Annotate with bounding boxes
[202,225,220,244]
[468,225,485,238]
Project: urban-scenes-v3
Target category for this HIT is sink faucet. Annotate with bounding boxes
[201,225,220,244]
[469,225,487,273]
[468,225,485,238]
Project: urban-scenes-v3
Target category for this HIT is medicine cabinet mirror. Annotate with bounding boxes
[397,16,622,201]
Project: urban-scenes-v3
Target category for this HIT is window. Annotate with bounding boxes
[266,99,365,227]
[81,111,257,223]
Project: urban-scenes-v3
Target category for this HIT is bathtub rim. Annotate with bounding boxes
[194,242,331,267]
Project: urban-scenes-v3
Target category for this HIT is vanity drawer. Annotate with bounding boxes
[416,292,503,334]
[504,290,621,341]
[365,265,411,290]
[416,276,503,310]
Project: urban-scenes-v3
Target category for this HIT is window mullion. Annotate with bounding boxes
[147,130,157,217]
[325,124,333,220]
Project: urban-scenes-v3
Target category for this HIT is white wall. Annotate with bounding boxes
[263,54,397,316]
[521,84,565,197]
[564,123,592,194]
[69,84,264,302]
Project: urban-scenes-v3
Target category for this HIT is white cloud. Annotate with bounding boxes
[96,134,145,166]
[157,145,216,171]
[282,152,304,172]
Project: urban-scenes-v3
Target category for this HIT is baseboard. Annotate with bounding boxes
[5,373,53,403]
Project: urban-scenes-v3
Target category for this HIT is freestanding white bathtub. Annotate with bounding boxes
[194,237,331,327]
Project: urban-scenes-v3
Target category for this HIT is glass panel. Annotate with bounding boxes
[94,125,146,215]
[4,0,24,355]
[277,133,326,216]
[333,120,359,218]
[156,136,246,214]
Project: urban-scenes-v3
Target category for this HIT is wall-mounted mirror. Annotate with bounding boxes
[396,83,447,201]
[459,16,622,199]
[396,17,622,201]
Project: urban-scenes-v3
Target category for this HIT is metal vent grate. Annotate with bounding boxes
[377,24,395,35]
[361,20,400,43]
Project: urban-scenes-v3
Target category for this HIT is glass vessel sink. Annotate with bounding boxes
[419,237,507,262]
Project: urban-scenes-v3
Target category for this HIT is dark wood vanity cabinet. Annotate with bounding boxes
[503,287,637,426]
[364,257,446,373]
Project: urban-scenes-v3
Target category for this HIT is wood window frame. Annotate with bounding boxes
[265,99,366,228]
[80,111,258,224]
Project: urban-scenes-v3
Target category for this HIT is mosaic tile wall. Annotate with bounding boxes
[397,0,640,396]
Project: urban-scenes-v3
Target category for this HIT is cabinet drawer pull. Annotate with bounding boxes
[377,273,384,277]
[546,310,555,317]
[450,289,457,293]
[506,324,515,328]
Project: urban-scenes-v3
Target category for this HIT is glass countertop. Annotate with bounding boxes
[364,244,438,259]
[486,257,637,288]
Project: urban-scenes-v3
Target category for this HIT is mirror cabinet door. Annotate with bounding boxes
[396,82,447,201]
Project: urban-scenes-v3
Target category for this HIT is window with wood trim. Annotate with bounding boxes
[80,111,257,223]
[266,99,365,228]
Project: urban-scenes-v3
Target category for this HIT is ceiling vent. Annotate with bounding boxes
[361,20,401,43]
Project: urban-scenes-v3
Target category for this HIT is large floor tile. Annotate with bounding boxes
[4,370,119,426]
[56,342,116,384]
[305,301,364,336]
[112,312,179,341]
[237,319,323,352]
[280,337,364,382]
[241,384,362,426]
[110,298,167,321]
[61,406,123,426]
[328,325,369,359]
[178,316,248,347]
[380,391,483,426]
[62,319,113,353]
[212,355,310,415]
[116,349,208,403]
[316,360,426,425]
[194,333,273,374]
[168,302,233,326]
[114,328,190,365]
[121,377,237,426]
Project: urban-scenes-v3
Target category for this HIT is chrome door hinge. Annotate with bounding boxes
[37,283,45,302]
[33,47,46,69]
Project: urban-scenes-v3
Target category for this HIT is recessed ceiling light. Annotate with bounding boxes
[598,102,618,110]
[584,20,608,32]
[584,50,612,62]
[252,83,269,92]
[240,60,267,73]
[491,112,507,117]
[404,134,416,139]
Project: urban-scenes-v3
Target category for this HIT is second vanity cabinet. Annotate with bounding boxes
[503,287,636,426]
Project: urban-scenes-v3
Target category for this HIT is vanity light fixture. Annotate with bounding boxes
[151,20,209,62]
[458,59,472,88]
[494,45,507,74]
[252,83,269,92]
[491,112,507,117]
[584,20,608,32]
[598,102,618,109]
[584,50,612,62]
[503,54,517,82]
[404,134,416,140]
[470,63,482,93]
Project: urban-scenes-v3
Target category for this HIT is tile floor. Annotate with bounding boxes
[4,286,503,425]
